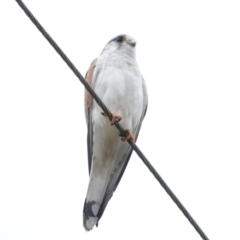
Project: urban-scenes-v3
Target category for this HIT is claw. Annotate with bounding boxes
[101,111,122,125]
[110,113,122,125]
[101,111,107,117]
[120,129,135,143]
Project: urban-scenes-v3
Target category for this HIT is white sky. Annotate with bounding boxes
[1,0,240,239]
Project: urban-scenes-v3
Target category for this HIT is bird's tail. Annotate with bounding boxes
[83,199,99,231]
[83,155,116,231]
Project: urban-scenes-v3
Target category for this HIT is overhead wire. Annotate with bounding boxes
[15,1,209,239]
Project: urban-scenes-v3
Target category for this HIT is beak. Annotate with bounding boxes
[127,39,136,47]
[130,42,136,47]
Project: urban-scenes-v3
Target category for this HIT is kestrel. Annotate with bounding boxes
[83,34,148,231]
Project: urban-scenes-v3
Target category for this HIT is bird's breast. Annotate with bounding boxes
[92,54,143,130]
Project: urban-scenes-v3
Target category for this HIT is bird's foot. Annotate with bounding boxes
[120,129,135,143]
[101,111,122,125]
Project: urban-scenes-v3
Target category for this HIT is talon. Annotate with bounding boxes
[101,111,122,125]
[110,113,122,125]
[120,129,135,143]
[101,111,107,116]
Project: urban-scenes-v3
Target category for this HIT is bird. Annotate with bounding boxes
[83,34,148,231]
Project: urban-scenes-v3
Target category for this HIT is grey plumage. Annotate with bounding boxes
[83,34,148,230]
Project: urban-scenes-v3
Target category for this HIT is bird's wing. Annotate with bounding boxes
[84,58,98,174]
[96,77,148,223]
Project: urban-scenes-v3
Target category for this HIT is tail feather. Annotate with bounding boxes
[83,200,99,231]
[83,143,134,230]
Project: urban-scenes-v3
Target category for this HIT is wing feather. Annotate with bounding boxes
[96,77,148,223]
[85,58,98,174]
[84,58,148,227]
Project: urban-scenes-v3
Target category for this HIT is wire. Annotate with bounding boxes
[15,1,209,239]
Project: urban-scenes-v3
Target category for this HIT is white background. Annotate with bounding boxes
[0,1,240,239]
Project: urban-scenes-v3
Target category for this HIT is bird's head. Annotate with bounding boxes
[101,34,136,58]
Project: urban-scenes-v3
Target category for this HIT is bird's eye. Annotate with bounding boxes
[115,36,124,43]
[108,35,126,44]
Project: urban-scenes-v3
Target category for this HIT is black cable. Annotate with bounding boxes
[15,1,209,239]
